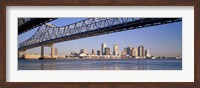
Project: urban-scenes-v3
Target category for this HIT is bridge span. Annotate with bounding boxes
[18,18,181,59]
[18,18,57,35]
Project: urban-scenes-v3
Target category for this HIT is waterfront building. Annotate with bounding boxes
[121,51,127,58]
[97,50,101,55]
[131,48,138,58]
[24,54,40,59]
[79,53,87,57]
[138,45,145,58]
[121,51,126,56]
[127,46,132,56]
[71,52,76,55]
[113,44,119,55]
[105,48,110,55]
[145,49,151,58]
[124,48,127,55]
[92,49,96,55]
[80,49,87,54]
[101,43,106,55]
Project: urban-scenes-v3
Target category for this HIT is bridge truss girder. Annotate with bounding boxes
[19,18,181,51]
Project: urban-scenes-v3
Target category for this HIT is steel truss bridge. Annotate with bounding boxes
[18,18,57,35]
[18,18,181,59]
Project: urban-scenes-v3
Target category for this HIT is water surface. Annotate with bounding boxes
[18,59,182,70]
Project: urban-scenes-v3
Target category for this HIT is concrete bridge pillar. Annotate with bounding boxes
[41,45,44,58]
[18,50,27,59]
[51,44,54,58]
[39,44,55,60]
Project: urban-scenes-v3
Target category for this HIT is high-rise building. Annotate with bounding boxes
[101,43,106,55]
[124,48,127,55]
[131,48,138,57]
[97,50,101,55]
[92,49,96,55]
[127,46,132,56]
[113,44,119,55]
[138,45,145,58]
[80,49,86,54]
[54,48,58,55]
[145,49,151,57]
[105,48,110,55]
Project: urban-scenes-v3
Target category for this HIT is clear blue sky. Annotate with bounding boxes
[18,18,182,57]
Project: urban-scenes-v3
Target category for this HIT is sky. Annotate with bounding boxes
[18,18,182,57]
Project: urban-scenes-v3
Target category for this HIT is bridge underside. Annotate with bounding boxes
[18,18,57,35]
[18,18,181,51]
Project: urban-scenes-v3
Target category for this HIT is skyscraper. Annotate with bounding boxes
[145,49,151,57]
[113,44,119,55]
[131,48,138,57]
[127,46,132,56]
[105,48,110,55]
[92,49,96,55]
[97,50,101,55]
[138,45,145,58]
[101,43,106,55]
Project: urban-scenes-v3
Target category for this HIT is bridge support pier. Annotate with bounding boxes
[39,44,56,60]
[41,45,44,59]
[18,50,27,59]
[51,44,54,58]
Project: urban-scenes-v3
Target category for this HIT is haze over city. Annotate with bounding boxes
[18,18,182,57]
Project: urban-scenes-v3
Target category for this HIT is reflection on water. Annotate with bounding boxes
[18,59,182,70]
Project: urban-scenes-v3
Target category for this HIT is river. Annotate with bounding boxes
[18,59,182,70]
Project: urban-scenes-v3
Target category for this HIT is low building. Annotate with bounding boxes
[24,54,41,59]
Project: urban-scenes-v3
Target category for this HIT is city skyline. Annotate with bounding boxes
[18,18,182,57]
[72,43,153,58]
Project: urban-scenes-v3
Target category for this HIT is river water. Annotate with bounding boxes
[18,59,182,70]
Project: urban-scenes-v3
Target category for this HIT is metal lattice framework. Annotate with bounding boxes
[18,18,57,35]
[18,18,32,26]
[19,18,181,50]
